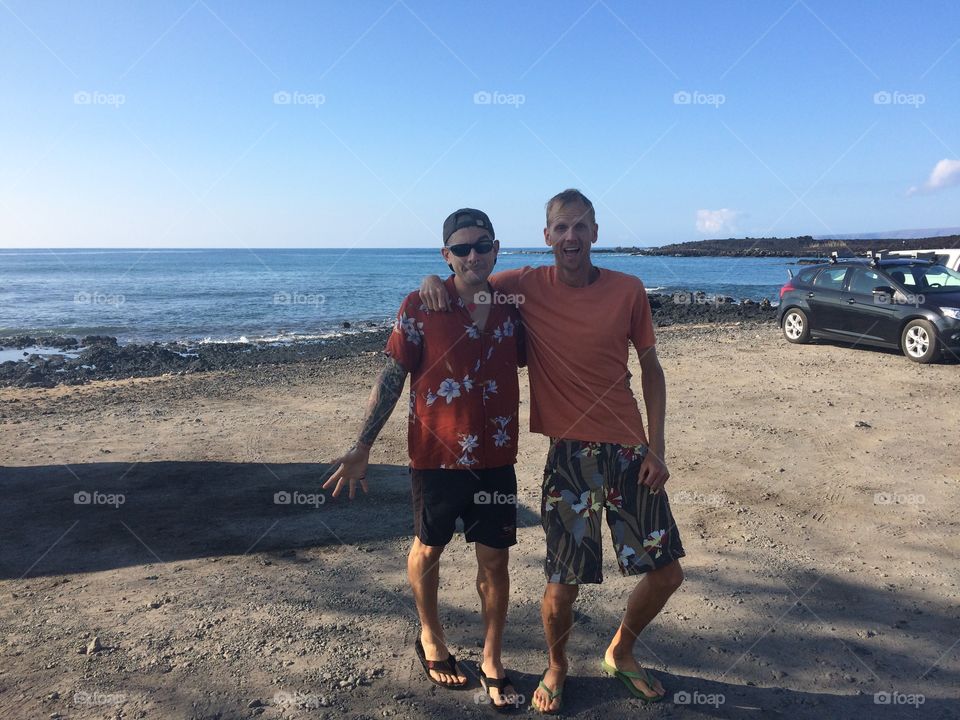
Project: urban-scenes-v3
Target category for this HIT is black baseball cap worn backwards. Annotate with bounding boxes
[443,208,494,244]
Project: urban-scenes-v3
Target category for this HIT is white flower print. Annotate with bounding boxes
[482,379,498,401]
[502,317,515,337]
[493,326,503,343]
[437,378,461,404]
[425,390,438,406]
[457,434,479,467]
[462,374,474,392]
[493,428,510,447]
[473,359,481,373]
[493,415,513,429]
[398,313,423,344]
[465,324,480,339]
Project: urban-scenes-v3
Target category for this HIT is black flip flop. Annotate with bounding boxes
[414,638,469,690]
[479,668,522,713]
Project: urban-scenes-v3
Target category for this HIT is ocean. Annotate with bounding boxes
[0,248,796,344]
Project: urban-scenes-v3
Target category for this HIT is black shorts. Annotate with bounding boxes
[410,465,518,549]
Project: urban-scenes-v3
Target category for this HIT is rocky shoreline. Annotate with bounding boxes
[0,293,777,388]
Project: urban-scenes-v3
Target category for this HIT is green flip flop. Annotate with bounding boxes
[531,670,564,715]
[600,659,664,703]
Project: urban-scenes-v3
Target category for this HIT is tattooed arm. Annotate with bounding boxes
[323,357,408,499]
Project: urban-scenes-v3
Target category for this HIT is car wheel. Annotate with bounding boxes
[900,319,940,363]
[782,308,811,344]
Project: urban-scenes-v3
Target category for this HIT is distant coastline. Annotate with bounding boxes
[594,234,960,258]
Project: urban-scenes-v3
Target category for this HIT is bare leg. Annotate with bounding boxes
[603,560,684,698]
[531,582,578,713]
[475,543,517,706]
[407,537,466,686]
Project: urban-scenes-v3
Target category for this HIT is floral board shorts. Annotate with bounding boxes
[541,438,685,584]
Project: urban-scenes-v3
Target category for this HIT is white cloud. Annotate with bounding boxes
[907,158,960,196]
[695,208,741,235]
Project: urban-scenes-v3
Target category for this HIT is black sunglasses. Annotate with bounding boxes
[446,239,495,257]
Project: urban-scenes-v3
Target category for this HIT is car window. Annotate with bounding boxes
[848,268,883,295]
[813,267,847,290]
[895,268,918,288]
[920,266,960,289]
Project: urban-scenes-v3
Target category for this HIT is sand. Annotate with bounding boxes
[1,322,958,719]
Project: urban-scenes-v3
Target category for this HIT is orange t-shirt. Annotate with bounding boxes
[492,265,656,446]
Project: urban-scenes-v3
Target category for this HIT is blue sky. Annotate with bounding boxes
[1,0,958,248]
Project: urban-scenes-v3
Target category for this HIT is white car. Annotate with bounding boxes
[884,248,960,272]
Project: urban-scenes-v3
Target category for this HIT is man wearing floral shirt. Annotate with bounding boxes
[420,190,685,713]
[325,208,524,710]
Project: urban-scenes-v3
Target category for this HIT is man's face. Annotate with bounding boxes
[543,201,598,272]
[441,226,499,285]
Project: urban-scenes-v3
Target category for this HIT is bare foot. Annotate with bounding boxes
[603,648,664,699]
[419,631,467,687]
[480,659,519,709]
[531,664,566,713]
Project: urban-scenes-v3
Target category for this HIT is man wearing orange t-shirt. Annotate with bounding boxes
[421,190,685,713]
[326,209,524,710]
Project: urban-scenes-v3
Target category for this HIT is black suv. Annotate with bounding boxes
[777,255,960,363]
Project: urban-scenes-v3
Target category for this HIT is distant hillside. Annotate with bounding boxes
[814,227,960,241]
[633,235,960,258]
